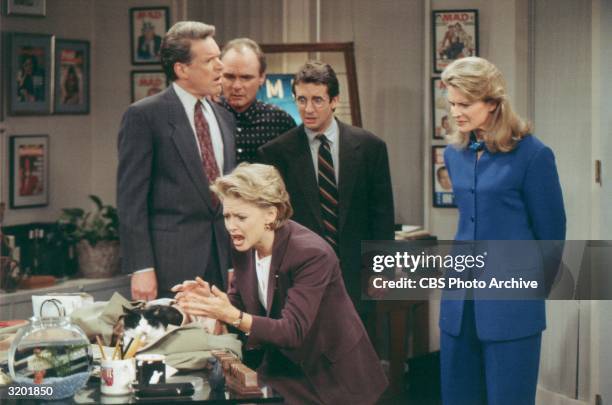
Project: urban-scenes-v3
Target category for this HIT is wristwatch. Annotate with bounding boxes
[231,311,243,328]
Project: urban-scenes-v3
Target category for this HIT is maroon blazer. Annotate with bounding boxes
[228,220,387,404]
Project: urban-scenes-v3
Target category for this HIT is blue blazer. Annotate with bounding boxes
[440,135,566,341]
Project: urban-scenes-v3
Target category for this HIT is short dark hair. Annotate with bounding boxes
[292,61,339,99]
[221,38,267,75]
[160,21,215,81]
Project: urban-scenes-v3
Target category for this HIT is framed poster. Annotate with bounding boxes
[9,135,49,209]
[432,9,478,73]
[256,74,300,125]
[54,39,90,114]
[432,146,455,208]
[431,77,450,140]
[4,0,46,17]
[131,70,168,102]
[130,7,169,65]
[9,33,53,115]
[0,32,3,121]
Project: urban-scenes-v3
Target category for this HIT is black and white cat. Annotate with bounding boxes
[121,305,184,347]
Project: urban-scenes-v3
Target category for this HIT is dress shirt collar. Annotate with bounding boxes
[305,118,339,146]
[172,82,214,115]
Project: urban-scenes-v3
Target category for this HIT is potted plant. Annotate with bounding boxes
[57,195,120,278]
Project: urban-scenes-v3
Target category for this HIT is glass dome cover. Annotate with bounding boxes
[8,298,93,400]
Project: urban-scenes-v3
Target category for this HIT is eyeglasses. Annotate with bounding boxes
[296,96,329,109]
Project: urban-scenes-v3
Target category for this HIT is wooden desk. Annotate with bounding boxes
[373,300,429,394]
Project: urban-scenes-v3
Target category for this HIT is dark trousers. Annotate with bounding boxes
[440,300,542,405]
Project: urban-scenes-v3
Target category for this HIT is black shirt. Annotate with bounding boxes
[220,98,297,163]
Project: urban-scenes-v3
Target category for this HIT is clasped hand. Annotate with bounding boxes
[171,276,234,323]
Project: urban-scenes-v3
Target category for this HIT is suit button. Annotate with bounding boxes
[471,187,475,194]
[470,216,475,222]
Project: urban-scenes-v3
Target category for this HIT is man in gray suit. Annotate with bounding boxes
[117,21,236,300]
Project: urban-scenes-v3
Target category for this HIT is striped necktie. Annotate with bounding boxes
[195,100,220,207]
[316,134,339,252]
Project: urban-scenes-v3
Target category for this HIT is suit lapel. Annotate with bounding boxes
[165,87,217,212]
[238,251,264,315]
[265,222,291,316]
[288,127,324,232]
[338,121,360,234]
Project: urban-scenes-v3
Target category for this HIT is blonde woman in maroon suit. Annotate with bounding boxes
[173,163,387,405]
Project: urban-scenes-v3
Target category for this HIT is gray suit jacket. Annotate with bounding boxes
[117,85,236,293]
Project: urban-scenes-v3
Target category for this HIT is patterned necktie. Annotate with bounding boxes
[194,100,220,207]
[316,134,339,252]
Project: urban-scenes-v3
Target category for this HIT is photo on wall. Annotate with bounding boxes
[432,145,456,208]
[431,77,450,140]
[9,135,49,209]
[131,70,168,102]
[3,0,46,17]
[9,33,53,115]
[130,7,169,65]
[54,39,90,114]
[256,73,300,125]
[432,9,479,73]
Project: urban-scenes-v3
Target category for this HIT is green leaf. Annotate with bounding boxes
[89,195,103,211]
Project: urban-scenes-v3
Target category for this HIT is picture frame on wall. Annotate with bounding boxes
[9,135,49,209]
[130,7,169,65]
[131,70,168,102]
[432,146,456,208]
[0,32,4,122]
[4,0,46,17]
[8,33,54,115]
[54,39,90,114]
[256,73,301,125]
[431,77,450,140]
[432,9,479,74]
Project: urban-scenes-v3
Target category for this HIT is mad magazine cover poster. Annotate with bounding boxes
[58,49,85,106]
[132,71,167,102]
[432,146,455,208]
[434,10,478,73]
[256,74,301,125]
[16,46,46,103]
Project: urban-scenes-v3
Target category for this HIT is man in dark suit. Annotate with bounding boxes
[258,61,394,314]
[117,21,236,300]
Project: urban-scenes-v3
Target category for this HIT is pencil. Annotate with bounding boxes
[122,337,133,359]
[124,333,142,359]
[111,338,121,360]
[96,335,107,360]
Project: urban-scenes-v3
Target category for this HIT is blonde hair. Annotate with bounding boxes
[441,57,531,152]
[210,163,293,229]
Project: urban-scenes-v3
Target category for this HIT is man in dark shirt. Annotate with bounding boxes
[219,38,296,163]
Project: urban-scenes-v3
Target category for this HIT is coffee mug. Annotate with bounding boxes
[100,358,136,396]
[136,353,166,385]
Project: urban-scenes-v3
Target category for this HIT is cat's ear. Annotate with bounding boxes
[123,305,136,314]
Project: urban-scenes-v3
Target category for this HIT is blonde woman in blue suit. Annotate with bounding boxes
[440,57,566,405]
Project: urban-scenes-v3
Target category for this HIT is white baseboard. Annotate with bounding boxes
[537,386,591,405]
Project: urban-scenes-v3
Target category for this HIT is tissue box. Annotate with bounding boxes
[32,293,94,317]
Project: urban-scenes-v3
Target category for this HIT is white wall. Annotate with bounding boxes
[594,0,612,402]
